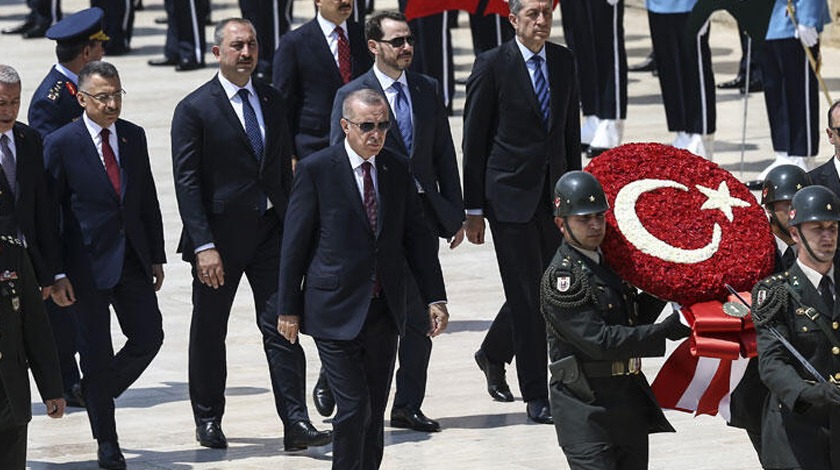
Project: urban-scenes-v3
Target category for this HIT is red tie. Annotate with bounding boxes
[361,161,381,296]
[100,128,120,195]
[336,26,352,84]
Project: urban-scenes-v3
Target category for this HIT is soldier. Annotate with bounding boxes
[541,171,690,469]
[751,185,840,470]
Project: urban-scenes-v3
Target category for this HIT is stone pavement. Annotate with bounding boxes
[1,0,836,468]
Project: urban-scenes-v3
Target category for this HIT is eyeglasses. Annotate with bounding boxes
[80,89,126,104]
[344,118,391,133]
[375,35,416,48]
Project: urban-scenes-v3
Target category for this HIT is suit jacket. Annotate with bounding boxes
[544,242,674,447]
[462,40,581,223]
[44,118,166,291]
[278,143,446,340]
[27,66,84,139]
[272,18,372,159]
[0,238,62,427]
[329,68,464,238]
[172,76,293,262]
[8,122,61,287]
[809,158,840,198]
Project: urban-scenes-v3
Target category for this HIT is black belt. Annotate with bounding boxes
[581,358,641,378]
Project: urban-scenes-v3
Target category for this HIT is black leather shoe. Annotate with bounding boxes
[740,79,763,94]
[629,53,656,73]
[154,16,168,24]
[526,400,553,425]
[313,373,335,417]
[283,420,332,451]
[176,61,205,72]
[587,147,609,159]
[64,382,86,408]
[97,441,126,470]
[2,21,34,35]
[717,74,745,90]
[22,23,49,39]
[391,407,441,432]
[148,57,178,67]
[474,349,514,402]
[196,421,228,449]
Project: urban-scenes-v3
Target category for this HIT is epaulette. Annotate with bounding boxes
[0,235,23,247]
[751,272,789,325]
[47,80,64,102]
[541,256,593,309]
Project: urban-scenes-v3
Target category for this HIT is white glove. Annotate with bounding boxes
[796,24,819,47]
[606,0,619,5]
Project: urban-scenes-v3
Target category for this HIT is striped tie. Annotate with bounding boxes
[530,55,550,126]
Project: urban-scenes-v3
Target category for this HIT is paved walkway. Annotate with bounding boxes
[2,0,836,468]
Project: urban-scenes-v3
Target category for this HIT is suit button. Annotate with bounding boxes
[834,322,839,330]
[802,326,809,332]
[833,347,840,355]
[0,352,3,360]
[835,373,840,381]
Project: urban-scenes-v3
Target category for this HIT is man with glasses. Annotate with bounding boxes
[808,100,840,198]
[279,88,449,470]
[43,61,165,470]
[327,10,464,433]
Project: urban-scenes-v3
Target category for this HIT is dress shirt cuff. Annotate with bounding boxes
[428,300,447,307]
[54,273,67,281]
[465,209,483,216]
[194,243,216,254]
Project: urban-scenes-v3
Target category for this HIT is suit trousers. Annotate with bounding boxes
[560,0,627,120]
[0,423,27,469]
[75,248,164,443]
[761,38,820,157]
[469,0,514,56]
[561,438,649,470]
[164,0,207,66]
[26,0,60,27]
[91,0,134,54]
[239,0,292,76]
[484,207,559,402]
[45,301,81,397]
[188,211,309,428]
[316,298,399,470]
[648,11,716,135]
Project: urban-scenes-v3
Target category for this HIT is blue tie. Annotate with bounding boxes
[530,55,550,126]
[238,88,264,160]
[392,82,413,154]
[237,88,267,213]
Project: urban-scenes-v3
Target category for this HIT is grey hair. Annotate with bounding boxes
[214,18,257,46]
[508,0,524,16]
[0,65,21,86]
[342,88,387,120]
[78,61,120,89]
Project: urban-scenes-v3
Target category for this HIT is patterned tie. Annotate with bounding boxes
[99,129,121,195]
[0,135,15,197]
[335,26,352,84]
[392,82,413,154]
[237,88,264,160]
[530,55,550,126]
[361,161,381,295]
[820,275,836,313]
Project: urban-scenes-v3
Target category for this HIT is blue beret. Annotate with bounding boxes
[46,7,110,43]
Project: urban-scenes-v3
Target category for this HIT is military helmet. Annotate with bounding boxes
[788,185,840,226]
[553,171,609,217]
[761,165,811,205]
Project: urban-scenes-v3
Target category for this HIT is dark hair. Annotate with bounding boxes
[342,88,387,120]
[365,11,407,42]
[78,61,119,89]
[828,100,840,128]
[214,18,256,46]
[56,40,98,63]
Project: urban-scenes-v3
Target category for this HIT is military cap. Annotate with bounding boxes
[46,7,110,44]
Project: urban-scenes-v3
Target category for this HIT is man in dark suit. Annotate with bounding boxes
[0,236,66,469]
[171,18,331,452]
[809,100,840,198]
[462,0,581,424]
[44,61,165,470]
[272,0,372,160]
[147,0,207,71]
[278,88,449,470]
[327,10,463,432]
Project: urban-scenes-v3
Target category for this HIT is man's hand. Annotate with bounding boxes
[448,226,466,250]
[427,303,449,338]
[45,398,65,418]
[277,315,301,344]
[152,264,165,291]
[40,284,53,301]
[196,249,224,289]
[799,382,840,407]
[465,214,486,245]
[50,277,76,307]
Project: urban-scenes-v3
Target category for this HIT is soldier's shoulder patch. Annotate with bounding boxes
[751,272,789,319]
[0,235,23,247]
[541,258,591,309]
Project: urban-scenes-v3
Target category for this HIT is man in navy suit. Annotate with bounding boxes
[462,0,581,425]
[809,100,840,198]
[279,88,449,470]
[44,61,165,470]
[171,18,331,452]
[328,10,463,433]
[272,0,372,161]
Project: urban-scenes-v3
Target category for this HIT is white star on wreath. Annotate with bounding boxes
[696,181,751,222]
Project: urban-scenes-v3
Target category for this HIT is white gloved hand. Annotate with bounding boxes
[606,0,620,6]
[796,24,819,47]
